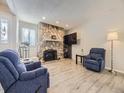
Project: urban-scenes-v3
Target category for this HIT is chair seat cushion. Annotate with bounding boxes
[85,59,100,65]
[19,67,47,81]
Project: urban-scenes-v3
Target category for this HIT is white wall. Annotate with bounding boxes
[68,0,124,73]
[0,4,17,51]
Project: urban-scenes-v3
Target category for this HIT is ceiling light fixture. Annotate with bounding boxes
[42,16,46,20]
[66,24,69,27]
[56,21,60,24]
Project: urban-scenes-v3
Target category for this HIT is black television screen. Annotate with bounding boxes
[64,33,77,45]
[70,33,77,44]
[64,35,69,45]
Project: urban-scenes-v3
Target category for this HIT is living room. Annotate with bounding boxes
[0,0,124,93]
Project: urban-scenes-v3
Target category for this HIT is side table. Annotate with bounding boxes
[76,54,83,64]
[76,54,85,66]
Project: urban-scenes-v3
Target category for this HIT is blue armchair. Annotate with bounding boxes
[83,48,105,72]
[0,49,49,93]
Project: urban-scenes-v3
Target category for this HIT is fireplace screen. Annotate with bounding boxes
[43,49,57,61]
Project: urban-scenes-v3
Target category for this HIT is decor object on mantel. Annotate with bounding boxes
[38,22,64,61]
[107,31,118,73]
[51,35,57,39]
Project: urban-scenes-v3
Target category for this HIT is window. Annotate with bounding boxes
[21,28,36,46]
[0,18,8,43]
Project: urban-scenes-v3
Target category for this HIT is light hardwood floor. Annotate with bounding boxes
[44,59,124,93]
[0,59,124,93]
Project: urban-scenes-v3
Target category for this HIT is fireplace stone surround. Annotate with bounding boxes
[38,23,65,61]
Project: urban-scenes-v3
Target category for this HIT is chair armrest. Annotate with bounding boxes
[96,57,105,71]
[96,57,103,62]
[25,62,41,71]
[19,67,47,81]
[82,55,90,66]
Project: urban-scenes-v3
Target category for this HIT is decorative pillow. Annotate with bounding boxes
[17,63,27,74]
[90,53,101,60]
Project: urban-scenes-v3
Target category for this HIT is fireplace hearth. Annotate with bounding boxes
[43,49,57,61]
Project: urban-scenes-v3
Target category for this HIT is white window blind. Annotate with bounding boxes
[21,28,36,46]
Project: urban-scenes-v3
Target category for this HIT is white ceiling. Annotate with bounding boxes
[6,0,124,29]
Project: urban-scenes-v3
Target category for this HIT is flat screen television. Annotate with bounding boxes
[64,35,69,45]
[70,33,77,44]
[64,33,77,45]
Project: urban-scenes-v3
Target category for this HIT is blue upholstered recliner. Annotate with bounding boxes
[0,49,49,93]
[83,48,105,72]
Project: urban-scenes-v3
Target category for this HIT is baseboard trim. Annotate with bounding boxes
[105,67,124,74]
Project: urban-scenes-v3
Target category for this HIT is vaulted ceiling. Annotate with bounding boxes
[6,0,124,29]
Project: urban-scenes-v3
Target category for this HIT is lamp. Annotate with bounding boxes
[107,31,118,72]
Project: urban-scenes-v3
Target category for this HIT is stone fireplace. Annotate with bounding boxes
[38,23,65,61]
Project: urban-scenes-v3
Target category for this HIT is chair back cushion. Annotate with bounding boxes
[0,56,19,91]
[0,49,27,74]
[0,50,20,66]
[90,48,105,59]
[90,53,101,60]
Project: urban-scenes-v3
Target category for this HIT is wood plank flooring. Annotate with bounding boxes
[45,59,124,93]
[0,59,124,93]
